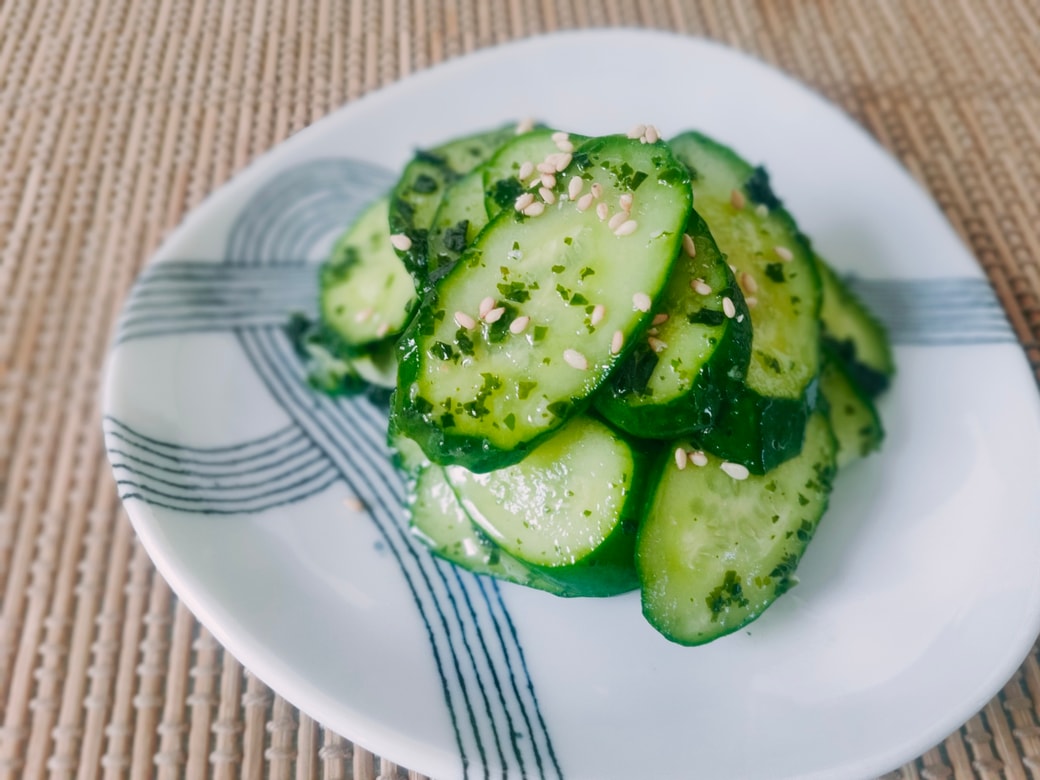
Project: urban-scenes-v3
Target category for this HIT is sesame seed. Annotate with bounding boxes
[590,183,603,199]
[344,496,366,512]
[551,131,569,142]
[775,245,793,261]
[682,233,697,257]
[523,202,545,217]
[640,136,648,144]
[355,307,374,323]
[619,193,633,212]
[590,303,606,326]
[540,173,556,189]
[596,202,609,221]
[736,314,745,323]
[721,462,750,480]
[478,296,496,317]
[515,192,535,211]
[729,263,737,273]
[509,315,530,334]
[647,327,658,336]
[537,161,556,174]
[556,139,575,153]
[674,447,688,470]
[745,297,758,308]
[690,450,708,467]
[576,193,594,212]
[518,161,534,180]
[553,153,572,172]
[648,336,667,353]
[633,292,651,312]
[484,307,506,324]
[730,189,746,210]
[740,272,758,294]
[563,349,589,370]
[614,219,638,236]
[540,187,556,204]
[722,297,736,318]
[376,322,391,338]
[608,211,627,230]
[568,177,584,200]
[454,311,476,329]
[515,117,535,134]
[389,233,412,251]
[644,124,660,143]
[756,204,769,217]
[628,123,647,139]
[652,313,669,325]
[691,279,712,295]
[610,330,624,354]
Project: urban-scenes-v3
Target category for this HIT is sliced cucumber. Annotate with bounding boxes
[594,208,751,437]
[638,410,836,646]
[426,169,490,285]
[388,123,521,287]
[392,134,692,471]
[445,415,646,597]
[669,132,822,473]
[816,255,894,397]
[320,195,417,347]
[482,129,585,220]
[819,345,884,469]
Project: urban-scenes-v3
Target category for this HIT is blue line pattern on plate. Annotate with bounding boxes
[109,154,1021,779]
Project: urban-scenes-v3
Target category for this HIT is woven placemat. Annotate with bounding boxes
[2,1,1039,777]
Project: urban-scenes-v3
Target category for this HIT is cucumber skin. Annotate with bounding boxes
[594,209,752,438]
[819,344,884,469]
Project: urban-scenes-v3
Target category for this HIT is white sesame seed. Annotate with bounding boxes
[454,311,476,329]
[553,153,572,172]
[539,187,556,204]
[556,139,575,153]
[478,296,496,317]
[551,131,569,142]
[644,124,660,143]
[540,173,556,189]
[690,450,708,467]
[729,263,737,273]
[596,202,609,221]
[628,123,647,139]
[648,336,668,353]
[745,296,758,308]
[619,193,633,212]
[775,245,794,261]
[344,496,366,512]
[515,192,535,211]
[484,307,506,324]
[568,177,584,200]
[590,303,606,326]
[576,193,594,212]
[652,313,669,325]
[740,271,758,294]
[610,330,624,354]
[355,307,374,323]
[682,233,697,257]
[509,315,530,334]
[736,314,745,323]
[615,219,638,236]
[527,177,542,189]
[608,211,627,230]
[730,189,746,210]
[389,233,412,251]
[563,349,589,370]
[756,204,769,217]
[523,202,545,217]
[640,136,648,144]
[721,462,750,480]
[633,292,651,312]
[691,279,712,295]
[722,296,736,318]
[590,182,603,199]
[647,327,658,336]
[674,447,688,470]
[518,161,534,180]
[376,322,391,338]
[537,161,556,174]
[515,117,535,134]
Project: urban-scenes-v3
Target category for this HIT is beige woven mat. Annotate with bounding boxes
[2,0,1040,777]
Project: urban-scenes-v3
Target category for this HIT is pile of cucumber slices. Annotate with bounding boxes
[292,121,894,645]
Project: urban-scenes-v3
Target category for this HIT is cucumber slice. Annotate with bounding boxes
[392,134,692,471]
[816,255,894,397]
[388,123,521,287]
[320,195,417,347]
[445,416,646,597]
[638,410,837,645]
[426,169,490,285]
[482,128,586,220]
[669,132,822,473]
[819,345,884,469]
[594,208,752,437]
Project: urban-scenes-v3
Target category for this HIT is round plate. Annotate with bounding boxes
[102,29,1040,780]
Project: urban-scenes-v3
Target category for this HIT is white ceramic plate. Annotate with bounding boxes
[102,29,1040,780]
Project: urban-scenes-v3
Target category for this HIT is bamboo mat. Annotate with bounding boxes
[2,1,1040,778]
